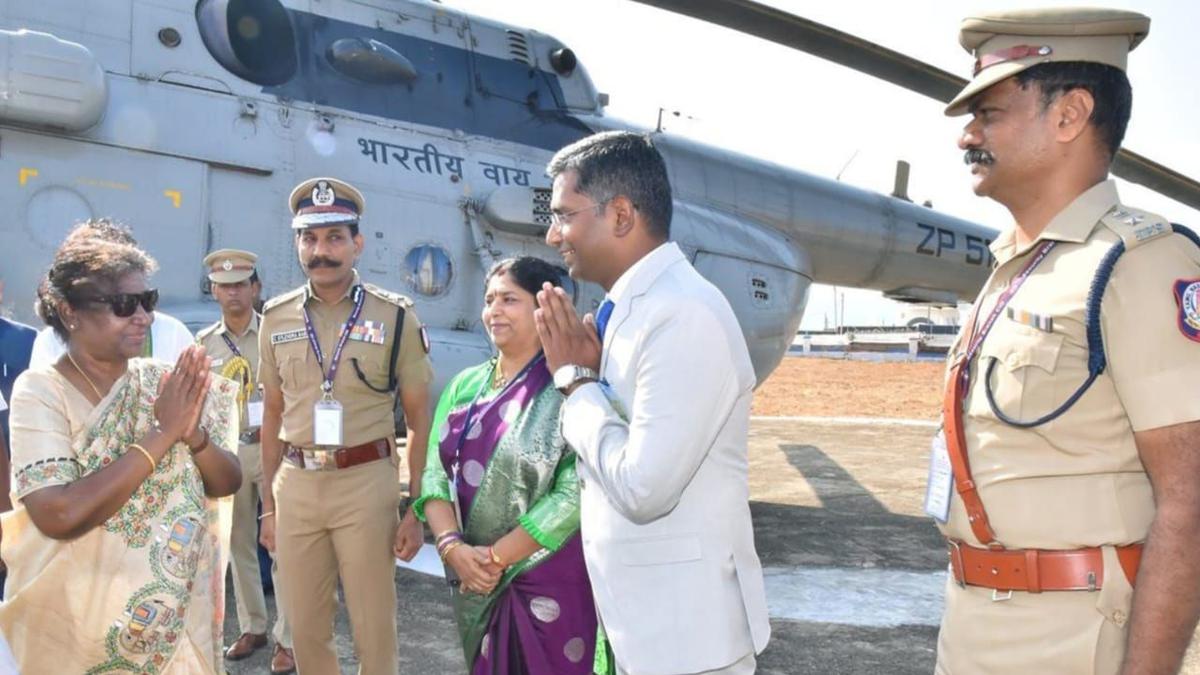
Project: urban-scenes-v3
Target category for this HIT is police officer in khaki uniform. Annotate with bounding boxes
[258,177,432,674]
[932,8,1200,674]
[197,250,295,673]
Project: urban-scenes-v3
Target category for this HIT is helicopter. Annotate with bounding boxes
[5,0,1180,395]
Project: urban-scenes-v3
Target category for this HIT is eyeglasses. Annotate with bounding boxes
[549,200,607,227]
[81,289,159,318]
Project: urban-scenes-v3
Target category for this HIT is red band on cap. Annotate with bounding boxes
[974,44,1053,75]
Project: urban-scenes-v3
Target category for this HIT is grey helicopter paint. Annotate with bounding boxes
[0,0,996,395]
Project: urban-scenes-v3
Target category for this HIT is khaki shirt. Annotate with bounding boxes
[940,180,1200,550]
[258,272,433,448]
[196,313,261,435]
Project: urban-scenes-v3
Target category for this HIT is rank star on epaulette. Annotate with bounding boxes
[1173,278,1200,343]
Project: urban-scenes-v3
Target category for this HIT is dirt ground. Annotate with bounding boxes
[753,356,944,420]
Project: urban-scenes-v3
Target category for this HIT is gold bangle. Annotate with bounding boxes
[258,511,275,520]
[488,545,505,567]
[439,540,464,561]
[129,443,156,472]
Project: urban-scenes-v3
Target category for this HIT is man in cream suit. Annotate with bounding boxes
[535,131,770,675]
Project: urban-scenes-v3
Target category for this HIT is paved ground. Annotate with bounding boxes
[225,414,1200,674]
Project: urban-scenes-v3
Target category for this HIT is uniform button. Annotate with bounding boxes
[579,477,586,490]
[1005,353,1020,368]
[1112,609,1127,626]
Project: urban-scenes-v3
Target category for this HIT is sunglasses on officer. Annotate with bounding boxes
[81,289,159,318]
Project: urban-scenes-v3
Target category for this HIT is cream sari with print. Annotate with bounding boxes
[1,358,236,674]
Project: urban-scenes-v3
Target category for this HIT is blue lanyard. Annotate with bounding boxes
[301,285,366,395]
[959,239,1057,390]
[220,331,243,359]
[450,353,544,483]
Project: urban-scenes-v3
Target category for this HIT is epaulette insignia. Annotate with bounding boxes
[1101,205,1171,250]
[362,283,413,307]
[263,287,305,313]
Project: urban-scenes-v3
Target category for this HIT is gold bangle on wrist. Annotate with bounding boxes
[488,545,505,567]
[129,443,156,472]
[439,540,464,561]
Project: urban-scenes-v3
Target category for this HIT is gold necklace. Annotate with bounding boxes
[492,360,509,389]
[67,351,104,401]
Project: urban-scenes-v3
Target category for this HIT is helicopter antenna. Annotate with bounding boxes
[835,149,859,181]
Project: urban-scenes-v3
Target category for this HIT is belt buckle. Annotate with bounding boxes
[991,589,1013,602]
[947,540,966,588]
[302,449,329,471]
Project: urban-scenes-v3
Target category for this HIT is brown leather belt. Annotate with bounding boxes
[948,540,1142,592]
[284,438,390,471]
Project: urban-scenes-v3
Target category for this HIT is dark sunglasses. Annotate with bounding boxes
[82,289,159,318]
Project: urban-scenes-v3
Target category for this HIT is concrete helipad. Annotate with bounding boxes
[225,417,1200,674]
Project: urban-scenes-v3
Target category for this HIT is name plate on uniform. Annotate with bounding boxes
[923,430,953,524]
[247,400,264,428]
[313,398,344,447]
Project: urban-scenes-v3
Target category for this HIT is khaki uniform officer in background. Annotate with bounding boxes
[932,8,1200,675]
[258,178,433,674]
[196,250,295,674]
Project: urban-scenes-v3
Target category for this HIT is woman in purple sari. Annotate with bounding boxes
[414,257,606,674]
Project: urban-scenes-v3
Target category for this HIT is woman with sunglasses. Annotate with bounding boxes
[415,257,606,674]
[0,226,242,673]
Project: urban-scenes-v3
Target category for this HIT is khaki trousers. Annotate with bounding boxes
[229,442,291,647]
[274,454,400,675]
[935,545,1135,675]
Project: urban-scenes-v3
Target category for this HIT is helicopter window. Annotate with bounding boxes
[196,0,297,86]
[326,38,417,84]
[404,245,454,297]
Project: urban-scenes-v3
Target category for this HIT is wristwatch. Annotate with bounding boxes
[553,365,599,396]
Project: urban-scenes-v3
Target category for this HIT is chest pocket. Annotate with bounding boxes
[275,338,313,391]
[974,325,1065,422]
[345,334,392,394]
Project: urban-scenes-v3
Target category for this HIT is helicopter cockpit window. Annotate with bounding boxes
[405,245,453,297]
[196,0,297,86]
[326,38,417,85]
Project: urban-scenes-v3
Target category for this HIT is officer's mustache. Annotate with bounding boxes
[964,148,996,166]
[307,256,342,269]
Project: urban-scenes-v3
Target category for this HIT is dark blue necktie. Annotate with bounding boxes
[595,299,615,342]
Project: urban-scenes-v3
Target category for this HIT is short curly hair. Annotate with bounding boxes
[36,220,158,341]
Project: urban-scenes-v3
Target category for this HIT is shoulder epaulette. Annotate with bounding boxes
[194,322,220,340]
[1100,205,1173,251]
[362,283,413,308]
[262,286,306,313]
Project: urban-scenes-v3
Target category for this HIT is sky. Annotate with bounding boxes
[449,0,1200,329]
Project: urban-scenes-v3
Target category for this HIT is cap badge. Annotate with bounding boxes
[312,180,335,207]
[222,259,233,271]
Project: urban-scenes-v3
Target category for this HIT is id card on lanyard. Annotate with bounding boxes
[303,286,366,447]
[924,239,1057,527]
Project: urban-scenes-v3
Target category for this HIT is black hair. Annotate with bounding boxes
[36,224,158,341]
[63,217,139,247]
[1014,61,1132,160]
[485,257,562,304]
[546,131,673,240]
